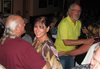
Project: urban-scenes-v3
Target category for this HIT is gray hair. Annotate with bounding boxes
[0,15,24,44]
[4,15,20,37]
[67,3,81,15]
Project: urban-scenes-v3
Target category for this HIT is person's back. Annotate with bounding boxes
[0,37,45,69]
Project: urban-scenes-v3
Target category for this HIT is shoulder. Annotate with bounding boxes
[16,37,31,45]
[8,37,32,50]
[59,16,70,27]
[60,17,68,23]
[42,39,54,51]
[44,39,54,47]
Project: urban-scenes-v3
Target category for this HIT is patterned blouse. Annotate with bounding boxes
[32,38,62,69]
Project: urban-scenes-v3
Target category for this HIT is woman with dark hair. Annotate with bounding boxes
[32,16,62,69]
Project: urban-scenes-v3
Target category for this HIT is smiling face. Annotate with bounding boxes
[33,18,49,40]
[68,4,81,21]
[90,48,100,69]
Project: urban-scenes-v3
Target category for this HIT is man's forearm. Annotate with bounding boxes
[59,44,92,56]
[63,39,85,46]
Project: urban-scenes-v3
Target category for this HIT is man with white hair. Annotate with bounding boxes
[0,15,50,69]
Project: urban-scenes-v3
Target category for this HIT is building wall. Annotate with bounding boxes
[13,0,61,16]
[31,0,60,16]
[1,0,63,16]
[0,0,2,12]
[13,0,23,16]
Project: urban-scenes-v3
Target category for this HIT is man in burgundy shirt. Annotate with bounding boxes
[0,15,50,69]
